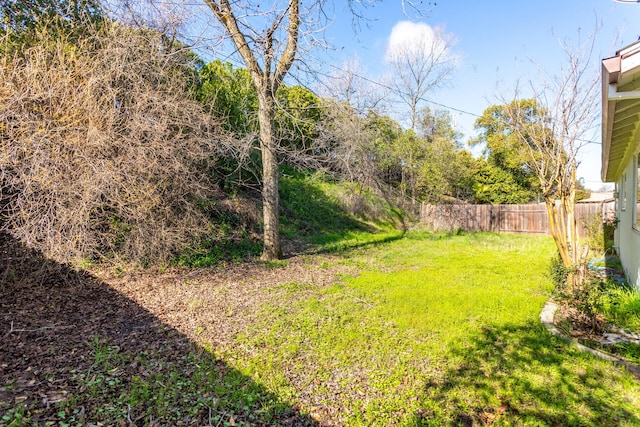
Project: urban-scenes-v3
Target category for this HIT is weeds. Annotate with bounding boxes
[87,336,123,371]
[551,240,640,361]
[1,404,29,427]
[5,233,640,426]
[57,345,299,425]
[174,237,262,268]
[263,260,288,268]
[602,287,640,331]
[279,170,403,246]
[551,212,632,333]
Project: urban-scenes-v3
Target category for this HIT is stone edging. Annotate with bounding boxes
[540,300,640,377]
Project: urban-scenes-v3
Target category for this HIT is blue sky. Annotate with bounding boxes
[317,0,640,190]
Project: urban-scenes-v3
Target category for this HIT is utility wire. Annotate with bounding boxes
[320,62,602,145]
[108,0,604,145]
[180,22,603,146]
[323,62,482,119]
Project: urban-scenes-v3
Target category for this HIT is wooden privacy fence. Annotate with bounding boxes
[421,201,615,237]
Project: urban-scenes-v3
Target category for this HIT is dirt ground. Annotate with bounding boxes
[0,232,356,424]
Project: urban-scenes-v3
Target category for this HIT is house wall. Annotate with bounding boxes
[615,158,640,288]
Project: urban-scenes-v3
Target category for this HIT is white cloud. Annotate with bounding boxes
[385,21,456,63]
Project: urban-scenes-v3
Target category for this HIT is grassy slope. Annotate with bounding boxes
[229,232,640,426]
[173,170,404,267]
[278,170,405,251]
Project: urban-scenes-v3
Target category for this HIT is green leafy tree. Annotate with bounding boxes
[1,0,103,49]
[390,129,424,202]
[415,108,475,203]
[203,1,428,259]
[470,101,542,204]
[472,161,539,204]
[416,139,475,203]
[575,178,590,202]
[367,112,404,187]
[417,107,462,147]
[198,63,321,148]
[196,62,323,190]
[196,60,261,191]
[275,85,321,151]
[197,60,258,135]
[361,108,476,205]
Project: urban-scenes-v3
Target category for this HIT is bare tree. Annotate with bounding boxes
[202,0,309,260]
[502,31,600,288]
[126,1,431,260]
[201,1,402,259]
[319,58,390,116]
[384,22,459,130]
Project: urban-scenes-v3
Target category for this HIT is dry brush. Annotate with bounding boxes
[0,22,241,264]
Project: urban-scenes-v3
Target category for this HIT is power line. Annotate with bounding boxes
[322,62,482,119]
[178,25,604,145]
[106,0,604,145]
[320,62,602,145]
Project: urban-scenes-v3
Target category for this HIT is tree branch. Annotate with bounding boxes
[204,0,263,79]
[273,0,299,87]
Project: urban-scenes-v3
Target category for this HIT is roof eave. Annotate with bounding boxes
[602,57,620,182]
[601,41,640,182]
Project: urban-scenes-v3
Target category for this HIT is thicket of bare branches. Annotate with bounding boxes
[309,99,410,222]
[313,101,375,185]
[0,22,239,264]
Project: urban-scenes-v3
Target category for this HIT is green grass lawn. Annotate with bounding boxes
[228,232,640,426]
[7,232,640,426]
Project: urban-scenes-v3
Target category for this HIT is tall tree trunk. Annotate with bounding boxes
[204,0,299,261]
[546,189,582,289]
[410,98,417,131]
[257,88,282,260]
[545,198,570,265]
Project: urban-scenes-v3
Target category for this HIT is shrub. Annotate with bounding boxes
[551,253,607,332]
[582,213,615,256]
[549,253,571,289]
[561,279,609,332]
[0,21,238,264]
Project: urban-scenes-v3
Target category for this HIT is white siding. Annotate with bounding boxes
[615,157,640,288]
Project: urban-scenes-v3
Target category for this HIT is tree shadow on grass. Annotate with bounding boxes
[0,233,319,426]
[411,322,640,426]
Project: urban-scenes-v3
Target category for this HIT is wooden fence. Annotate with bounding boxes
[421,201,615,237]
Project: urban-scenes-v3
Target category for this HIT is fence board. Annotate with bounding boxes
[421,201,615,237]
